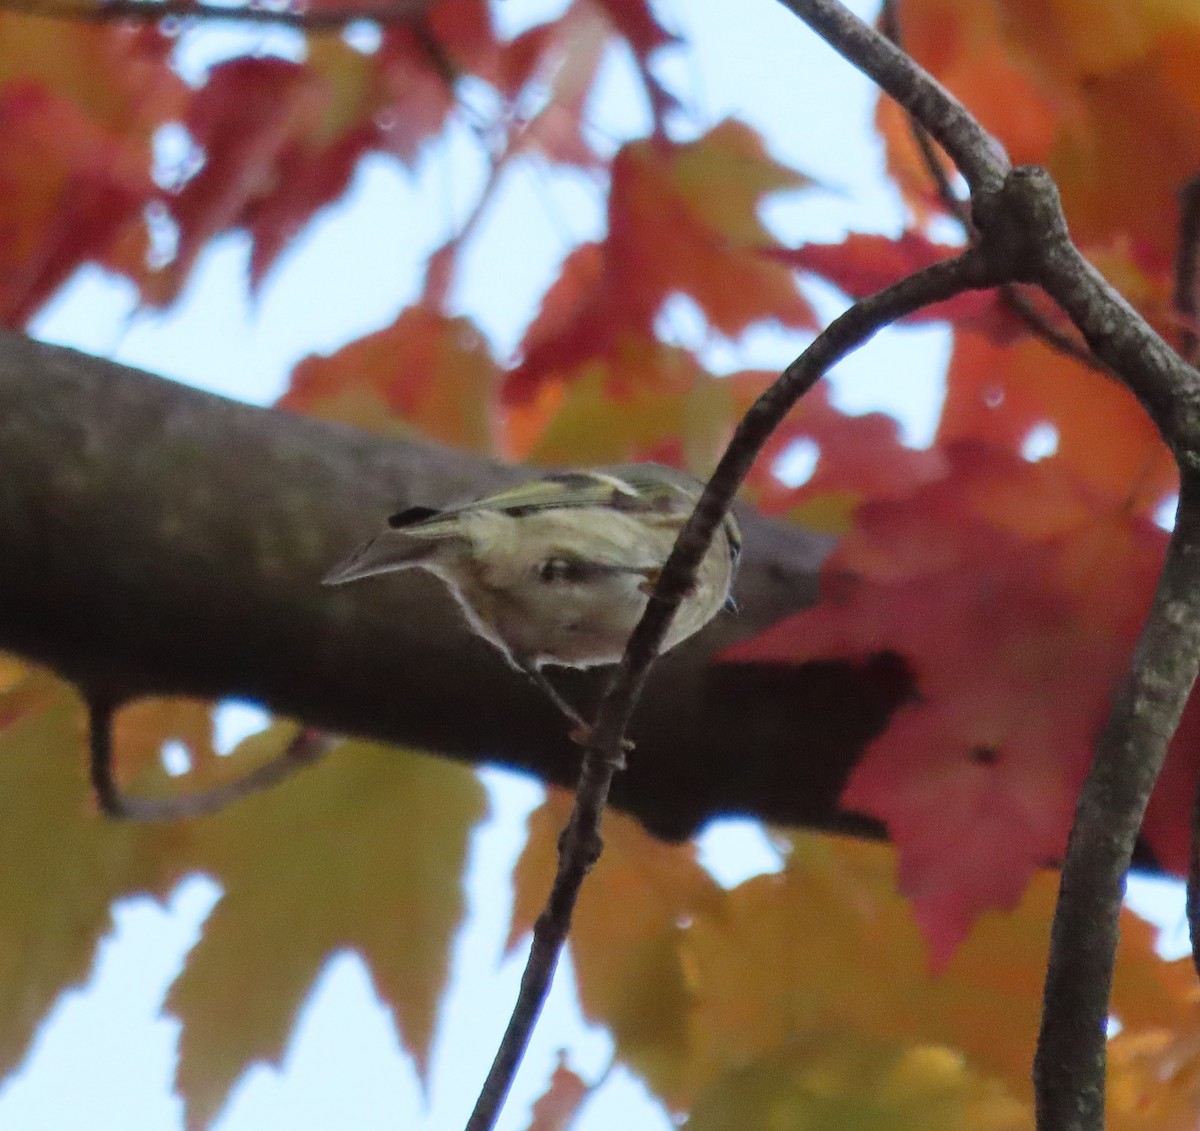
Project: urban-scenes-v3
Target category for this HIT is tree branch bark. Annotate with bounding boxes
[0,327,907,842]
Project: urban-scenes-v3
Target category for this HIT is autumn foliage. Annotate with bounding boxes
[5,0,1200,1127]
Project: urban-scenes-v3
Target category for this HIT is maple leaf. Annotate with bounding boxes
[247,124,377,290]
[724,443,1167,961]
[111,697,218,786]
[890,0,1200,274]
[165,735,487,1130]
[282,304,501,452]
[517,343,768,472]
[0,80,154,324]
[741,382,947,522]
[0,688,182,1079]
[151,58,329,305]
[0,656,61,733]
[878,0,1057,172]
[505,0,613,169]
[686,1031,1031,1131]
[939,330,1177,511]
[506,120,816,403]
[0,17,182,138]
[680,831,1184,1113]
[591,0,680,126]
[1108,995,1200,1131]
[369,0,555,164]
[875,96,955,226]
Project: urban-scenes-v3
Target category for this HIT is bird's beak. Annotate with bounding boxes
[322,534,424,586]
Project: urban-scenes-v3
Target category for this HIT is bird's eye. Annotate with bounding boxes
[538,557,577,583]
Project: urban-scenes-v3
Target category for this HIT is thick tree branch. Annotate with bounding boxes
[984,169,1200,1131]
[465,245,1006,1131]
[0,328,912,843]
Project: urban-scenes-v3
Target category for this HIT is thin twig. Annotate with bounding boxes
[88,696,329,821]
[878,0,966,222]
[0,0,428,29]
[999,287,1107,372]
[464,244,1004,1131]
[879,0,1104,373]
[411,14,461,93]
[1173,174,1200,365]
[775,0,1008,194]
[1189,758,1200,983]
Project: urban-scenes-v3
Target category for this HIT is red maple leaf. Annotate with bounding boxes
[724,442,1167,962]
[506,121,815,403]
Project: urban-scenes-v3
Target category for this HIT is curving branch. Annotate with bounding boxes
[1034,474,1200,1131]
[464,245,1007,1131]
[88,695,329,820]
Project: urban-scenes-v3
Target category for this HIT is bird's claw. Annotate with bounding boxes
[637,568,662,596]
[637,567,698,598]
[569,724,634,768]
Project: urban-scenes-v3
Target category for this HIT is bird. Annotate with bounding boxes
[323,463,741,736]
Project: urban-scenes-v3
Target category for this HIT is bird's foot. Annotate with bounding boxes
[569,723,634,768]
[637,567,698,597]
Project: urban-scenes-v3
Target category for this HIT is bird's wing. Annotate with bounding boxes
[388,466,698,531]
[384,464,740,569]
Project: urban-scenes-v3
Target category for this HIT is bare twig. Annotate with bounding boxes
[88,696,329,821]
[1174,174,1200,365]
[411,15,461,93]
[0,0,429,29]
[879,0,1103,374]
[878,0,966,221]
[776,0,1008,194]
[464,244,1004,1131]
[1188,753,1200,983]
[999,287,1106,372]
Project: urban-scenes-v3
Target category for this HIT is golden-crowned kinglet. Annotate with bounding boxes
[323,464,740,731]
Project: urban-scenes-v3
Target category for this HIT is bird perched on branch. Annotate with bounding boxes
[323,464,741,735]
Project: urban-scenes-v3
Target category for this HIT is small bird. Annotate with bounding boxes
[323,464,741,734]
